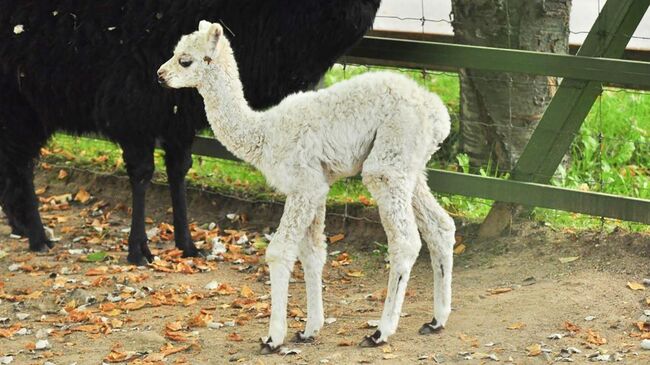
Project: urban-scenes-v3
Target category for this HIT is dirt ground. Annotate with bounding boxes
[1,167,650,365]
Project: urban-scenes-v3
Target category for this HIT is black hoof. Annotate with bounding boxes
[30,240,53,253]
[419,318,444,335]
[181,246,207,259]
[126,253,150,266]
[141,245,154,263]
[11,227,27,237]
[359,330,386,348]
[260,337,280,355]
[291,331,315,343]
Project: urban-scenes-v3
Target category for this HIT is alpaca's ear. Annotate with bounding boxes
[205,23,223,54]
[198,20,213,33]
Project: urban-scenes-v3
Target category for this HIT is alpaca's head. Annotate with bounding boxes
[158,20,226,89]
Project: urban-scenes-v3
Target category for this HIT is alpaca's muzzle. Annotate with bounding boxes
[157,70,170,88]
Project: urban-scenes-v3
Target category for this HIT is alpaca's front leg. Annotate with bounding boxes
[293,202,327,343]
[262,193,321,354]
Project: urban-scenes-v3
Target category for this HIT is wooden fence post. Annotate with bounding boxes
[479,0,650,238]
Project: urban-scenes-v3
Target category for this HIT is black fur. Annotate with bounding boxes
[0,0,380,264]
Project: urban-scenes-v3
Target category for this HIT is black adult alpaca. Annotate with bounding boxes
[0,0,381,265]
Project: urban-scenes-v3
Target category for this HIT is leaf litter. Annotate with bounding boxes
[3,164,650,364]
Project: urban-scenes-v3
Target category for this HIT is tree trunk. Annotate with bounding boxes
[451,0,571,172]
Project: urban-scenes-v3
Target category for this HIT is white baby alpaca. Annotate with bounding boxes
[158,21,456,353]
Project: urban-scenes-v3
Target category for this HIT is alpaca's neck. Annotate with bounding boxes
[197,46,264,165]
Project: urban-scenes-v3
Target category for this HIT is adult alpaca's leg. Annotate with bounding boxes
[294,201,327,342]
[262,192,325,354]
[121,142,155,265]
[4,161,51,251]
[0,85,51,251]
[412,174,455,334]
[360,172,420,346]
[162,143,201,258]
[0,169,21,235]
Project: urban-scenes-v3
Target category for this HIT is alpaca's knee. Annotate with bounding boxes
[388,239,421,275]
[266,241,299,271]
[362,172,414,198]
[300,243,327,273]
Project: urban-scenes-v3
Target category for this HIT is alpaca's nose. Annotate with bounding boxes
[157,70,168,87]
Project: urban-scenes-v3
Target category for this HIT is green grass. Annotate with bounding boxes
[45,65,649,232]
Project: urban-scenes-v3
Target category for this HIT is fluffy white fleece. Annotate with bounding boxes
[159,20,456,352]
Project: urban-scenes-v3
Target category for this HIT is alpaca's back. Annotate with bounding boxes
[269,71,449,145]
[258,71,449,182]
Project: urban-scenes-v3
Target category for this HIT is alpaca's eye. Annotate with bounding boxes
[179,59,193,68]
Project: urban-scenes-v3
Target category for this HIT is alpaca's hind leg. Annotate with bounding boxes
[262,191,325,354]
[121,142,155,265]
[0,87,51,251]
[0,169,20,235]
[412,174,455,334]
[3,160,52,252]
[293,201,327,343]
[0,177,22,236]
[360,172,420,346]
[162,143,202,258]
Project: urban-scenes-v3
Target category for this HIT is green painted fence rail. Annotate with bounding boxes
[345,37,650,89]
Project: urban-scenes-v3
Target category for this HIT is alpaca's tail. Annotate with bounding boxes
[424,92,451,157]
[412,173,455,328]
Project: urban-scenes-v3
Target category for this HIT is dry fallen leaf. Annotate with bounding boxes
[289,308,305,318]
[453,244,466,255]
[240,285,255,298]
[85,266,109,276]
[526,343,542,356]
[563,321,581,333]
[338,340,355,347]
[487,287,513,295]
[0,324,23,339]
[159,343,191,357]
[628,282,645,291]
[328,233,345,244]
[165,331,191,342]
[635,321,650,332]
[187,310,213,328]
[586,329,607,345]
[458,333,479,348]
[227,333,243,342]
[183,294,202,307]
[57,169,69,180]
[215,283,238,296]
[166,322,184,332]
[74,188,91,204]
[367,288,387,302]
[346,270,365,278]
[121,300,147,311]
[104,350,134,363]
[507,322,526,330]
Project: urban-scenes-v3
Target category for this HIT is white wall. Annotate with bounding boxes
[374,0,650,49]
